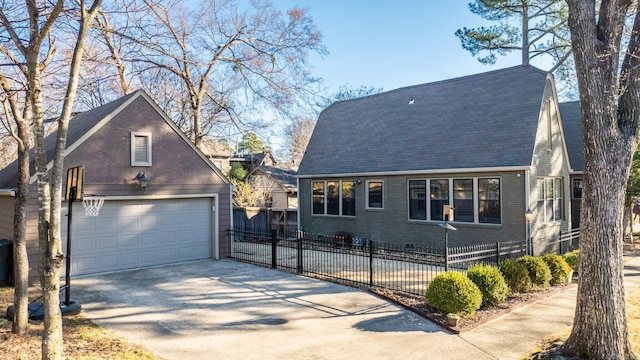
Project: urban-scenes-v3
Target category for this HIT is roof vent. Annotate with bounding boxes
[408,98,414,105]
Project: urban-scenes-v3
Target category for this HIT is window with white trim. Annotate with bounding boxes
[408,177,501,224]
[311,180,355,217]
[537,177,563,222]
[131,132,152,166]
[366,180,383,209]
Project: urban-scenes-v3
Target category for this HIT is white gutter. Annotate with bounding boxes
[0,189,15,197]
[296,166,531,179]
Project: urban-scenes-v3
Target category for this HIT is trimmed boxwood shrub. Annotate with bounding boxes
[542,254,573,285]
[517,255,552,288]
[467,264,510,305]
[425,271,482,315]
[562,250,579,272]
[498,259,532,293]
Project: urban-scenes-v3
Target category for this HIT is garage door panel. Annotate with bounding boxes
[99,235,118,249]
[119,234,138,248]
[67,198,213,276]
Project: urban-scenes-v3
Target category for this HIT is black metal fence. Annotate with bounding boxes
[230,229,529,296]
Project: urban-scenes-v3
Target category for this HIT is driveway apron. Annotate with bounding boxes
[72,259,493,360]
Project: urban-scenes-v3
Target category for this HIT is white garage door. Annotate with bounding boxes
[63,198,213,276]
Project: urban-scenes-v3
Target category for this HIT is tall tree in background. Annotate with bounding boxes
[562,1,639,358]
[93,0,326,147]
[238,132,264,154]
[455,0,574,91]
[316,85,383,111]
[284,118,315,165]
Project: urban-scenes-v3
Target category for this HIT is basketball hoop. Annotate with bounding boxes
[82,195,105,217]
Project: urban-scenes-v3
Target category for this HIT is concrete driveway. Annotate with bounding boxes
[72,259,494,360]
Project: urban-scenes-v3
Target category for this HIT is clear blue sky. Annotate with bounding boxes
[279,0,553,94]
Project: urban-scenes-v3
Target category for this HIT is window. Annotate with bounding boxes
[342,181,356,216]
[538,177,563,222]
[408,177,501,224]
[572,179,583,199]
[312,181,325,214]
[430,179,449,221]
[311,180,356,217]
[453,179,473,222]
[367,180,383,209]
[409,180,426,220]
[131,132,152,166]
[478,178,501,224]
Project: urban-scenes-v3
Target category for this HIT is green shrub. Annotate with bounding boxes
[542,254,573,285]
[562,250,579,271]
[467,264,510,305]
[425,271,482,315]
[498,259,532,293]
[517,255,552,288]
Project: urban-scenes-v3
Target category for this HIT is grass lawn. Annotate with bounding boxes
[0,287,160,360]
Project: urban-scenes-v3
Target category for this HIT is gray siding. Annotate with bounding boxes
[300,170,527,248]
[0,197,13,240]
[528,79,572,254]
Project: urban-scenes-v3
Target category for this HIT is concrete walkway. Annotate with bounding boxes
[71,255,640,360]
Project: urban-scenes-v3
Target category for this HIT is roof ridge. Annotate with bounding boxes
[325,65,548,109]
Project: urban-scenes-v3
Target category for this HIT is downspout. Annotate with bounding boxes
[525,169,532,253]
[297,177,301,231]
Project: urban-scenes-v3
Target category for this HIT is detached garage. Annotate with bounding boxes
[0,90,233,281]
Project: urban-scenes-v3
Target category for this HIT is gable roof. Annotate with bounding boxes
[0,90,229,189]
[297,65,551,177]
[259,165,297,191]
[559,101,583,173]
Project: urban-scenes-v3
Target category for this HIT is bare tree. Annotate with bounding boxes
[93,0,325,147]
[283,117,315,165]
[561,1,640,359]
[0,75,30,335]
[0,1,102,359]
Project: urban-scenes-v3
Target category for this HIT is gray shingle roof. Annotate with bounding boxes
[0,90,142,189]
[559,101,583,172]
[260,165,297,190]
[297,65,550,177]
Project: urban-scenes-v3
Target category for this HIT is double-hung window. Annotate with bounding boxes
[537,177,563,222]
[408,177,501,224]
[311,180,356,216]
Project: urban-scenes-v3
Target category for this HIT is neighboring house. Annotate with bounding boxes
[200,138,233,173]
[558,101,583,229]
[0,90,233,280]
[297,65,573,253]
[247,165,298,209]
[231,147,298,209]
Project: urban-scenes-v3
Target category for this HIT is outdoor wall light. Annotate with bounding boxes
[525,208,533,255]
[134,171,150,191]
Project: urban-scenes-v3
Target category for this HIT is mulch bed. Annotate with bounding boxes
[366,283,570,334]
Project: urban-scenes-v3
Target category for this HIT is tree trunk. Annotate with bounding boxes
[521,2,529,66]
[563,0,640,359]
[563,1,638,358]
[563,151,634,358]
[30,58,64,360]
[11,116,29,335]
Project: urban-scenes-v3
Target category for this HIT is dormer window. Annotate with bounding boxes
[131,132,152,166]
